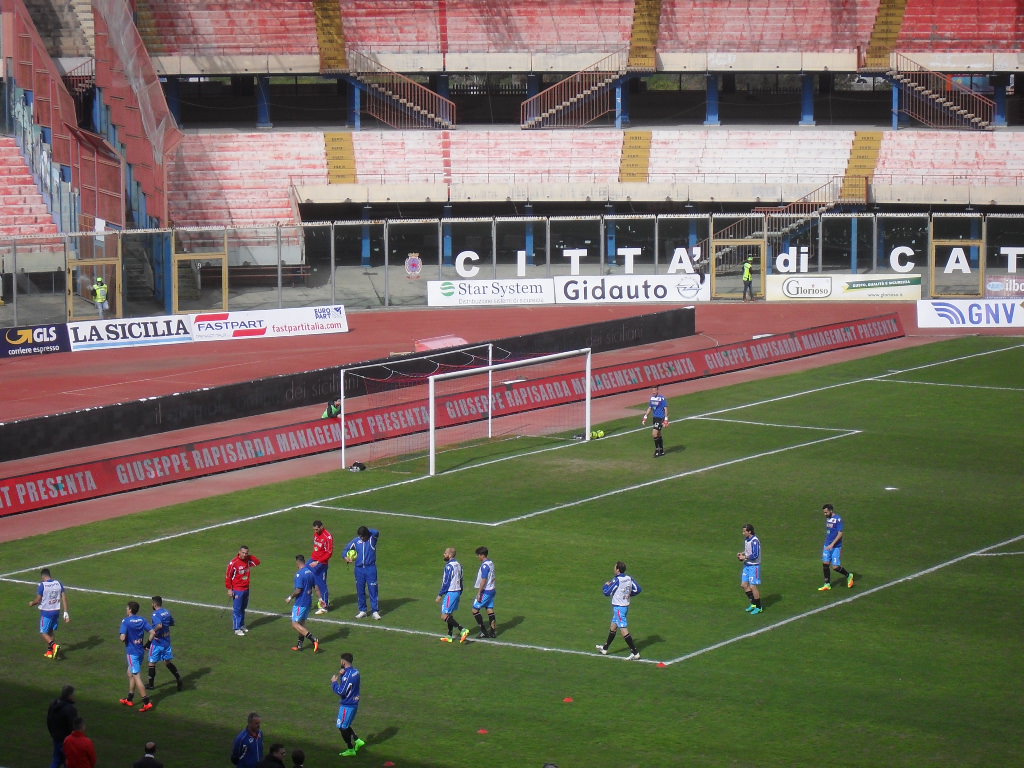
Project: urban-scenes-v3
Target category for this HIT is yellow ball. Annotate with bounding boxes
[347,549,357,560]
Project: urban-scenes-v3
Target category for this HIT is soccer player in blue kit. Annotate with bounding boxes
[119,601,155,711]
[29,567,69,659]
[738,524,763,614]
[818,503,855,591]
[344,526,381,620]
[332,652,365,757]
[641,386,669,457]
[595,561,643,659]
[146,595,183,691]
[285,555,321,653]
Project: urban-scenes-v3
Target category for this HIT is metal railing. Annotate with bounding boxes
[890,53,995,130]
[520,48,628,129]
[345,49,455,129]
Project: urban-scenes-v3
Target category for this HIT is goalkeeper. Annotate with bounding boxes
[343,526,381,621]
[641,386,669,458]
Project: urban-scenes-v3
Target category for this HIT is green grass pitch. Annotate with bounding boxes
[1,336,1022,768]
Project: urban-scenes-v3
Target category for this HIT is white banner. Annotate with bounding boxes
[191,306,348,341]
[427,279,555,306]
[917,299,1024,328]
[766,274,922,302]
[68,315,194,351]
[554,274,709,304]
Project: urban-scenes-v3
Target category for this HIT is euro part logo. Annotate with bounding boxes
[6,326,58,345]
[440,282,456,297]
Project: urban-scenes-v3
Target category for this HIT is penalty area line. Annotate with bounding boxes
[661,532,1024,667]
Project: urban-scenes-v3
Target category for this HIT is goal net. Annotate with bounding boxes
[426,347,592,475]
[338,346,592,475]
[339,344,501,469]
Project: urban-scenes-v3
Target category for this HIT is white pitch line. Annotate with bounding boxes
[874,378,1024,393]
[660,532,1024,666]
[4,341,1019,579]
[6,534,1021,666]
[973,551,1024,557]
[306,503,498,528]
[0,575,624,660]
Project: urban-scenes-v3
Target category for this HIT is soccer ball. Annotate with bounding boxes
[347,549,357,560]
[590,429,605,439]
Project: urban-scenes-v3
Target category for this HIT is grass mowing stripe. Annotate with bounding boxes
[6,341,1016,579]
[7,532,1020,669]
[662,532,1024,666]
[874,378,1024,392]
[496,429,860,525]
[694,416,852,431]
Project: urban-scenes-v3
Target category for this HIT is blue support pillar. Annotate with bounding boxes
[615,78,631,129]
[164,76,182,126]
[891,85,908,130]
[993,77,1008,127]
[526,74,541,98]
[255,75,272,129]
[704,74,720,126]
[605,204,617,266]
[351,83,362,131]
[361,205,372,267]
[435,74,450,100]
[442,203,454,266]
[799,73,815,126]
[524,203,535,266]
[850,218,858,272]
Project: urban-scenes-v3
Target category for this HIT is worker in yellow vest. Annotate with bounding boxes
[91,276,109,318]
[742,256,755,302]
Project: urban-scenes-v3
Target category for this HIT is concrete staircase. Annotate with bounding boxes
[840,131,881,204]
[619,130,652,183]
[22,0,93,59]
[864,0,907,70]
[314,0,347,71]
[627,0,661,71]
[325,132,357,184]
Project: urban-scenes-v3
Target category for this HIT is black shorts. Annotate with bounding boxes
[652,417,665,430]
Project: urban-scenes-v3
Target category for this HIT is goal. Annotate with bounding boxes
[337,345,592,474]
[338,343,500,469]
[426,347,592,475]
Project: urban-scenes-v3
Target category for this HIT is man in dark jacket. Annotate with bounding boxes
[256,743,287,768]
[46,685,77,768]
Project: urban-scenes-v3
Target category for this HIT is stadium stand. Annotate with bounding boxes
[874,131,1024,186]
[898,0,1024,51]
[167,132,327,229]
[134,0,318,56]
[0,137,60,238]
[658,0,879,52]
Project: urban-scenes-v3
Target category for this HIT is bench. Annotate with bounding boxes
[199,264,311,288]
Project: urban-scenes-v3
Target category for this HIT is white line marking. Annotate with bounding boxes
[6,533,1020,666]
[972,551,1024,557]
[874,379,1024,393]
[660,533,1024,666]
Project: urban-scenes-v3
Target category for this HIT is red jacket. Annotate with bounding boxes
[64,730,97,768]
[225,554,261,591]
[312,528,335,564]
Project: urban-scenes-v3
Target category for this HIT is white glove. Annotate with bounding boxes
[63,611,70,622]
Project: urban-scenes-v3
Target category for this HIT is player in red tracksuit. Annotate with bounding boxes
[225,546,260,635]
[310,520,334,614]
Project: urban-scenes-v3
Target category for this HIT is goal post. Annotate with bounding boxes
[338,343,497,469]
[427,347,592,476]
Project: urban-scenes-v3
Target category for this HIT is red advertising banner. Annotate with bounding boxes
[0,314,903,516]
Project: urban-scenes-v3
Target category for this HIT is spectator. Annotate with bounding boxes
[290,748,305,768]
[131,741,163,768]
[256,743,287,768]
[63,717,96,768]
[46,684,77,768]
